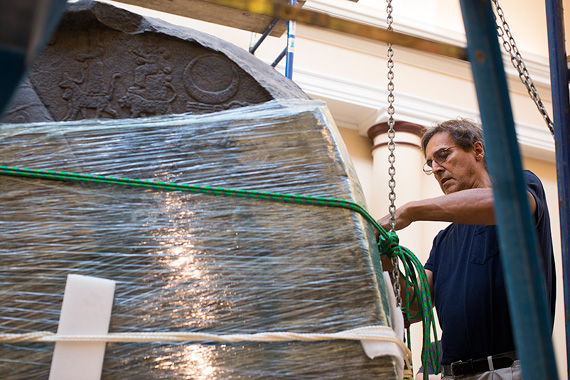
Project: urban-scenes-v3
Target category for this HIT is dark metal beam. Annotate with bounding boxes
[545,0,570,376]
[0,0,67,117]
[249,18,280,54]
[459,0,558,379]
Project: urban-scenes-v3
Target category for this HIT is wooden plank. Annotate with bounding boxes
[113,0,304,36]
[205,0,468,61]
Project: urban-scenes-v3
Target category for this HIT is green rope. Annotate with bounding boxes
[0,165,439,374]
[379,231,440,378]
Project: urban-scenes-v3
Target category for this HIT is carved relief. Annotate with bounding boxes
[76,41,106,94]
[183,54,240,104]
[1,79,53,123]
[3,103,44,124]
[119,83,176,118]
[58,71,121,120]
[130,42,172,96]
[57,33,122,121]
[186,100,252,114]
[2,0,297,123]
[116,41,179,118]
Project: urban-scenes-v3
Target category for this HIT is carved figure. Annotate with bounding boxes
[75,42,105,94]
[118,82,177,118]
[131,46,171,91]
[58,72,121,120]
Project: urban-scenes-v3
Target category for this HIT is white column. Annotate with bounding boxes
[367,121,426,256]
[367,121,432,375]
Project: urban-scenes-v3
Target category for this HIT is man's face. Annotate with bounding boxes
[425,132,484,194]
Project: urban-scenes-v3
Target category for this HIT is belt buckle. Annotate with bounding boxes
[450,360,463,377]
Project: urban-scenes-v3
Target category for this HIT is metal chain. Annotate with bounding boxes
[491,0,554,136]
[386,0,401,309]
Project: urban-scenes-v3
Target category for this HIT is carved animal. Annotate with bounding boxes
[58,72,121,120]
[118,85,177,118]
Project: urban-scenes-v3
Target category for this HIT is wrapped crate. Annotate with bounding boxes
[0,100,402,379]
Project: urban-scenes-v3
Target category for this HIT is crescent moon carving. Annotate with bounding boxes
[183,54,240,104]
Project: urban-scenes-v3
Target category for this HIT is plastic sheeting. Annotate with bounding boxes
[0,100,399,379]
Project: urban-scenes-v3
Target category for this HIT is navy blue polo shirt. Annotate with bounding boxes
[424,170,556,365]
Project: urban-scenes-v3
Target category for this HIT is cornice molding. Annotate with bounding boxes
[301,0,551,89]
[304,0,467,47]
[279,65,555,162]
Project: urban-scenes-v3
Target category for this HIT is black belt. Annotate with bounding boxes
[442,351,517,377]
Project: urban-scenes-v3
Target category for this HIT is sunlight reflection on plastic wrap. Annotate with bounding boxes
[0,100,398,379]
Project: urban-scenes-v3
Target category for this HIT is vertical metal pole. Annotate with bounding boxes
[545,0,570,376]
[284,0,297,79]
[0,0,67,116]
[458,0,558,379]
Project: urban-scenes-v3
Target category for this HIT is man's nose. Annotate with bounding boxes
[431,160,445,173]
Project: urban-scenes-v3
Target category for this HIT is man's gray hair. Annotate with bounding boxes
[421,118,485,157]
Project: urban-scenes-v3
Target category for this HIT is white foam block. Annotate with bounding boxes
[49,274,116,380]
[358,272,406,380]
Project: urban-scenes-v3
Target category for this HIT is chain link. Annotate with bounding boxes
[491,0,554,136]
[386,0,401,308]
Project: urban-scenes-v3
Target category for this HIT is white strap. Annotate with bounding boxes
[49,274,116,380]
[2,326,411,370]
[487,355,495,371]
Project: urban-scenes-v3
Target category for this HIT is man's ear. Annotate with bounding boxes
[473,141,485,161]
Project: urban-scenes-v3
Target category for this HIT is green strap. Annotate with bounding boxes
[0,165,439,373]
[0,165,383,233]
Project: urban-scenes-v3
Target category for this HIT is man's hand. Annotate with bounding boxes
[377,203,414,232]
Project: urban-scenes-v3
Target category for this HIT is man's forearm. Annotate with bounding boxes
[405,188,496,226]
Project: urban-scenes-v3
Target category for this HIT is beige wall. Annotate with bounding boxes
[336,127,374,207]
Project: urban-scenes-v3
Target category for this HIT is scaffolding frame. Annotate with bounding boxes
[248,0,297,78]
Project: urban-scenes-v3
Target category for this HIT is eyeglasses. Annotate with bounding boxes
[423,146,459,175]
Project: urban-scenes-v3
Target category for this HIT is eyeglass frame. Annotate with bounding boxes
[423,145,460,175]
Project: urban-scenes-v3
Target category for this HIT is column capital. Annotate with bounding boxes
[367,121,426,140]
[368,121,426,152]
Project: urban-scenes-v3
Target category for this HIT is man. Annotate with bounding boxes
[378,119,556,380]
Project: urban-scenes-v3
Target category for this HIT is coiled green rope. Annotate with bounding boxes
[379,231,440,378]
[0,165,439,375]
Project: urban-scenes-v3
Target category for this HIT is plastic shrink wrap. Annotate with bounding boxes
[0,100,400,379]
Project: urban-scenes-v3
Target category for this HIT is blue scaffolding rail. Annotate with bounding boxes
[249,0,296,79]
[545,0,570,376]
[460,0,559,378]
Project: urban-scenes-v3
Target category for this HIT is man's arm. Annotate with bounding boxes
[378,188,537,231]
[377,188,495,231]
